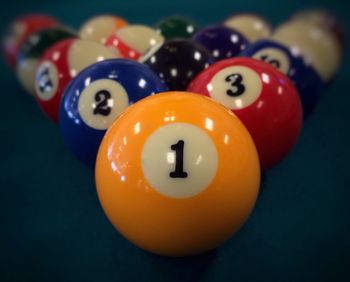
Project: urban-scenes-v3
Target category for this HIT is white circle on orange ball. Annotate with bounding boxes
[141,122,218,199]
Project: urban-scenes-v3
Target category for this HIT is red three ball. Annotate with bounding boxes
[188,57,303,169]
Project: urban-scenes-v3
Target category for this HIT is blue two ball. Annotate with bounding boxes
[59,59,169,168]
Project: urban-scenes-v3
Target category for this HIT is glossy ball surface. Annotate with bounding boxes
[2,14,58,68]
[188,58,303,169]
[79,15,128,44]
[16,27,76,95]
[141,39,214,90]
[35,39,118,122]
[192,25,249,61]
[271,20,342,82]
[95,92,260,256]
[240,39,324,116]
[223,13,272,43]
[154,15,199,39]
[105,25,164,60]
[59,59,168,167]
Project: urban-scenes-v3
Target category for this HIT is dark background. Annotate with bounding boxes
[0,0,349,281]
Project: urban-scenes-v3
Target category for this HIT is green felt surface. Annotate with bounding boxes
[0,0,350,281]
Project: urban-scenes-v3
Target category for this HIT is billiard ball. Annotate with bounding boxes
[192,25,249,61]
[240,39,324,116]
[79,15,128,44]
[271,20,342,83]
[95,92,260,256]
[223,13,272,43]
[188,57,303,169]
[16,26,77,95]
[59,59,168,167]
[34,39,118,122]
[290,9,344,49]
[104,25,164,60]
[2,14,58,69]
[140,39,214,90]
[154,15,199,39]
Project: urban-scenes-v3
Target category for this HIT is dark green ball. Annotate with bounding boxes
[154,16,199,39]
[17,26,77,62]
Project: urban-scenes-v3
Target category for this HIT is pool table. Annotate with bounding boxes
[0,0,349,281]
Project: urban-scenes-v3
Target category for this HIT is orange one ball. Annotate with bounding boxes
[95,92,260,256]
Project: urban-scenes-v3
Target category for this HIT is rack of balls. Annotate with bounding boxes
[2,9,344,256]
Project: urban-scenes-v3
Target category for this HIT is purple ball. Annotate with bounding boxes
[192,25,249,61]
